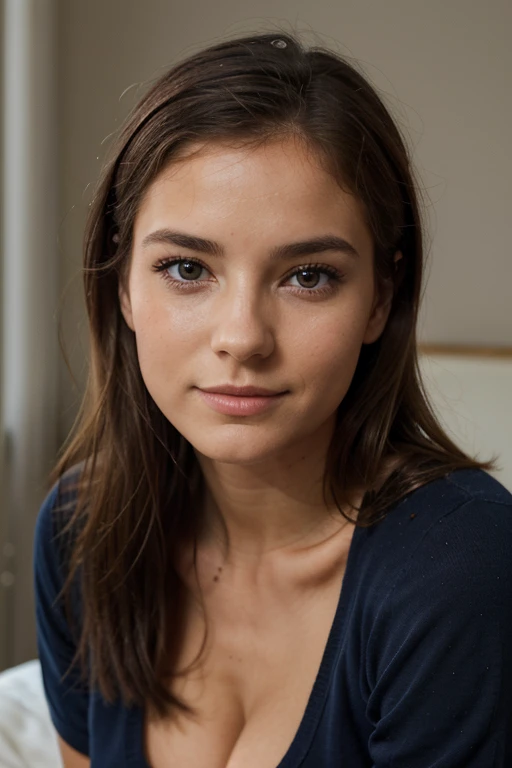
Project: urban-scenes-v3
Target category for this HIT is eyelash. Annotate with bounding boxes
[152,257,344,297]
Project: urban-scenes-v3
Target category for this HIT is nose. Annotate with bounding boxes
[209,284,275,361]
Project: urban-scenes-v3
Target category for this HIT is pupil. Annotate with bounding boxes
[298,270,318,288]
[179,261,200,280]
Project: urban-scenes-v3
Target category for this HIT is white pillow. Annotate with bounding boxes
[0,659,62,768]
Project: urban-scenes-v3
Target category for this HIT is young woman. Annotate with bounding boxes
[33,31,512,768]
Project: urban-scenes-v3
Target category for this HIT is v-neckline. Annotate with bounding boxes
[125,524,364,768]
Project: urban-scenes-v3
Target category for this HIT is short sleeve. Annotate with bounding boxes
[33,481,90,757]
[365,495,512,767]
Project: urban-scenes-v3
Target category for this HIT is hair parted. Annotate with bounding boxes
[49,30,492,719]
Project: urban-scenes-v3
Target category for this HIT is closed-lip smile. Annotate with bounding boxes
[198,384,285,397]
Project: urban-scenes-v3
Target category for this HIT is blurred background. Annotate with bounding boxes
[0,0,510,675]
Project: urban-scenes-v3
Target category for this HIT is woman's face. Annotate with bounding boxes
[119,137,392,466]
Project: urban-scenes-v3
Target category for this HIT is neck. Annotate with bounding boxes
[193,436,360,565]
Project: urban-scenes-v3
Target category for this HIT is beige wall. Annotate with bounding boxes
[57,0,512,442]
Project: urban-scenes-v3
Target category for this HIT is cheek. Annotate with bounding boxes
[129,301,177,378]
[303,329,362,393]
[129,296,209,411]
[295,304,370,402]
[131,287,199,353]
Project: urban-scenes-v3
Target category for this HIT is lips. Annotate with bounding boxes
[196,388,286,416]
[198,385,285,397]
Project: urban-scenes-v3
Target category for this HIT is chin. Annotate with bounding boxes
[184,426,287,467]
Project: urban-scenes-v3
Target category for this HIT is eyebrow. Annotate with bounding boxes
[140,228,360,260]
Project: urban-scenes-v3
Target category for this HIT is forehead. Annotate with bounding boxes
[134,138,371,251]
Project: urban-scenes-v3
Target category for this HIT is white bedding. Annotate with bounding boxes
[0,660,62,768]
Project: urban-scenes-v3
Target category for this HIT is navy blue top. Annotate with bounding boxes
[34,468,512,767]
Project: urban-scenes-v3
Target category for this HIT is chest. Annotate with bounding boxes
[143,565,346,768]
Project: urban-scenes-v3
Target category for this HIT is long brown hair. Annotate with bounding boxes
[50,31,492,719]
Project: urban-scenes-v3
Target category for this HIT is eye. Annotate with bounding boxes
[288,268,331,290]
[152,257,344,297]
[284,263,344,296]
[152,257,212,287]
[166,259,209,282]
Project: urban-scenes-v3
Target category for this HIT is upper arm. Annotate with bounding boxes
[366,496,512,766]
[33,482,91,758]
[57,734,91,768]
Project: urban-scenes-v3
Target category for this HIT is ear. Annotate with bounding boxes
[362,250,402,345]
[118,276,135,331]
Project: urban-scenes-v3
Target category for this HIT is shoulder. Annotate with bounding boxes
[351,469,512,615]
[402,468,512,588]
[438,466,512,510]
[33,462,86,575]
[355,470,512,762]
[363,468,512,551]
[396,468,512,570]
